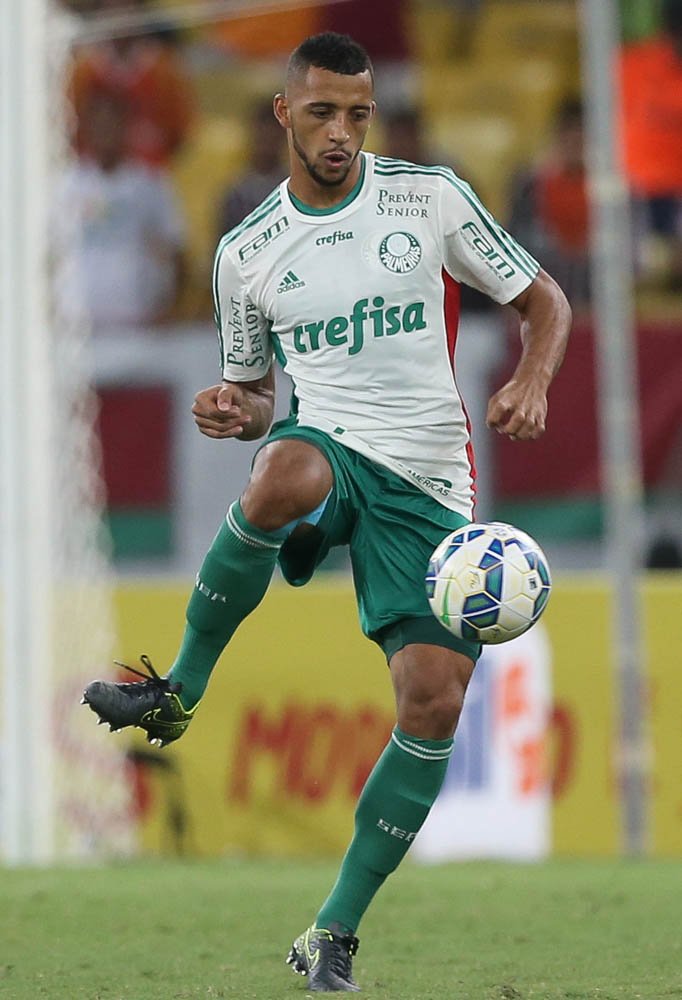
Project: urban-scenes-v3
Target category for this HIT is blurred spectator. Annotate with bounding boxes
[620,0,682,289]
[381,106,432,164]
[69,0,195,168]
[213,6,321,58]
[619,0,662,42]
[216,100,287,239]
[322,0,409,60]
[507,98,590,313]
[54,93,186,332]
[321,0,414,109]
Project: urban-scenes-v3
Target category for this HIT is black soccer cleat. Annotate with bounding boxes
[286,924,361,992]
[81,655,197,748]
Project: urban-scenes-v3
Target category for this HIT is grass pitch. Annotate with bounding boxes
[1,858,681,999]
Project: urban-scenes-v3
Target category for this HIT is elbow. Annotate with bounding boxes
[555,280,573,338]
[528,268,573,333]
[549,271,572,323]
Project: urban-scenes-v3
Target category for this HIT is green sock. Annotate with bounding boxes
[168,501,286,709]
[316,726,454,933]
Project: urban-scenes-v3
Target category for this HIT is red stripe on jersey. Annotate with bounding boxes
[441,267,477,509]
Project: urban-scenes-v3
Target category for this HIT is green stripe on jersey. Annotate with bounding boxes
[220,189,282,248]
[270,330,287,369]
[375,162,539,280]
[212,189,281,352]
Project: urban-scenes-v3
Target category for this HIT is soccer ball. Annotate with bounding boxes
[425,522,551,644]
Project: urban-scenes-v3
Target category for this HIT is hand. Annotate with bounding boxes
[191,383,253,439]
[486,378,548,441]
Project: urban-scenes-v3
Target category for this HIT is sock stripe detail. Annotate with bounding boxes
[226,504,282,551]
[391,731,454,761]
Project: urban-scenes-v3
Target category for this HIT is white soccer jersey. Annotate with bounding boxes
[213,153,539,516]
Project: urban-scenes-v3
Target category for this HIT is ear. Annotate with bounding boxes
[273,94,290,129]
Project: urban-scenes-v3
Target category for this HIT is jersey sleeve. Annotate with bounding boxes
[439,171,540,304]
[213,240,273,382]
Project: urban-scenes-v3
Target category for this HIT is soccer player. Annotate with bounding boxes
[84,33,572,992]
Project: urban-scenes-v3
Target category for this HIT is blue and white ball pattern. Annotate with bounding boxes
[426,522,552,644]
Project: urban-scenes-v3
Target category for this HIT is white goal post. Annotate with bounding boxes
[0,0,135,864]
[0,0,54,863]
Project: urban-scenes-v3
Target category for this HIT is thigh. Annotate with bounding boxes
[350,466,470,635]
[260,423,357,584]
[242,436,334,531]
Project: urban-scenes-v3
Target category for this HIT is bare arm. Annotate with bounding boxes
[487,269,572,440]
[192,367,275,441]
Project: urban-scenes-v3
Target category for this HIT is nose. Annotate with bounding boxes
[329,113,350,145]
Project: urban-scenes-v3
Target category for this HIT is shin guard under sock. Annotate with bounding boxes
[316,726,454,933]
[168,501,286,708]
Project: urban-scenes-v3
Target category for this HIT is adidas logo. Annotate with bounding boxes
[277,270,305,293]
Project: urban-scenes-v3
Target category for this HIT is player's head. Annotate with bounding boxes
[274,32,375,188]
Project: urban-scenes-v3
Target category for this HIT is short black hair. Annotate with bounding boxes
[287,32,374,85]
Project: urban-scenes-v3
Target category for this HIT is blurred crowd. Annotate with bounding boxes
[56,0,682,334]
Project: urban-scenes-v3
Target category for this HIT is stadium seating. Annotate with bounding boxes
[473,0,579,62]
[416,0,580,214]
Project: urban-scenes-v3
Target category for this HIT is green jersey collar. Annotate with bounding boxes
[287,153,367,217]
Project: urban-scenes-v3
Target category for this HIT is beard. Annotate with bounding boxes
[290,124,358,188]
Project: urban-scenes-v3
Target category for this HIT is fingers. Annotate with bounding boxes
[491,416,545,440]
[486,401,546,440]
[217,385,233,411]
[192,386,221,418]
[192,386,250,424]
[192,386,251,438]
[193,415,250,439]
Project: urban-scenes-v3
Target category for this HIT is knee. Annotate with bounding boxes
[241,440,333,533]
[393,647,474,740]
[398,685,467,740]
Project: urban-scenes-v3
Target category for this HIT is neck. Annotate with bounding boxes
[288,153,364,209]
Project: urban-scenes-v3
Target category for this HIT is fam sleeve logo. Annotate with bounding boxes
[238,216,290,264]
[460,220,516,280]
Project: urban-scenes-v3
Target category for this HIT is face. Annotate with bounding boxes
[275,66,375,188]
[85,99,128,168]
[557,120,584,171]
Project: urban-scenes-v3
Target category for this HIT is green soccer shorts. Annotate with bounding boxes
[259,418,481,664]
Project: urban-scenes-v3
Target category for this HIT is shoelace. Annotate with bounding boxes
[113,654,177,693]
[327,934,359,977]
